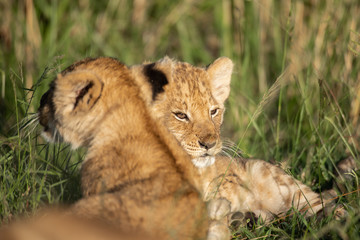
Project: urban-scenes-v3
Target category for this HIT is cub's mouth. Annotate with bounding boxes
[181,140,221,159]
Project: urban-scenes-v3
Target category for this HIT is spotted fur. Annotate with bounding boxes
[134,57,346,225]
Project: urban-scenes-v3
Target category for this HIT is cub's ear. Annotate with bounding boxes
[56,71,103,114]
[206,57,233,104]
[143,56,173,101]
[130,57,173,105]
[154,56,173,78]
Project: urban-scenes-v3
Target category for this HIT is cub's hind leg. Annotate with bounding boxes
[247,160,345,219]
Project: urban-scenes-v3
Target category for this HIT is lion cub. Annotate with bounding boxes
[131,57,345,224]
[36,57,209,239]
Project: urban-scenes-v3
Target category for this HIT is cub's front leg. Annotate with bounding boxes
[207,198,231,240]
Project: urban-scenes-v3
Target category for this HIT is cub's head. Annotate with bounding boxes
[133,57,233,159]
[38,71,104,149]
[38,58,130,149]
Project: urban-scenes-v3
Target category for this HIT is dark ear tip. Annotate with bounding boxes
[143,63,169,101]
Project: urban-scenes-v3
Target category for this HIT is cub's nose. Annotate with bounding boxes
[198,141,216,150]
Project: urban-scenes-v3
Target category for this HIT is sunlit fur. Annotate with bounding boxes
[31,57,211,240]
[131,56,232,160]
[140,57,346,225]
[131,57,234,239]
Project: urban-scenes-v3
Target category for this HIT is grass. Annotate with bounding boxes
[1,0,360,238]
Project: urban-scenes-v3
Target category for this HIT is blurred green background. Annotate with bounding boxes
[1,0,360,238]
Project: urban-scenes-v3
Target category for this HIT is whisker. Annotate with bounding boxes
[220,149,233,160]
[14,113,38,134]
[18,113,40,138]
[22,122,39,140]
[221,145,242,158]
[221,139,245,156]
[29,121,40,138]
[222,139,238,147]
[20,113,38,128]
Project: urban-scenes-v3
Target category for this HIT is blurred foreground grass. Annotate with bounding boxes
[1,0,360,239]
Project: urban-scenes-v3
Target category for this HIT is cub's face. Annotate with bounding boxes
[147,57,233,159]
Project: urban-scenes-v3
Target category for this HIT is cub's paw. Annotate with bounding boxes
[318,189,348,220]
[207,198,231,220]
[207,198,231,240]
[333,204,348,220]
[229,211,258,230]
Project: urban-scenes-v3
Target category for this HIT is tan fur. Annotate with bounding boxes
[131,57,234,238]
[198,156,324,220]
[131,57,231,159]
[0,208,158,240]
[35,57,209,239]
[133,57,345,224]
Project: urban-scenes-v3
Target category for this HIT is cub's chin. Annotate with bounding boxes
[191,156,215,168]
[40,125,63,144]
[41,131,56,143]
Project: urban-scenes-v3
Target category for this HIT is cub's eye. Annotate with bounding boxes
[210,108,219,117]
[173,112,189,121]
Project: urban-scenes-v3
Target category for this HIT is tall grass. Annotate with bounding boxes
[1,0,360,238]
